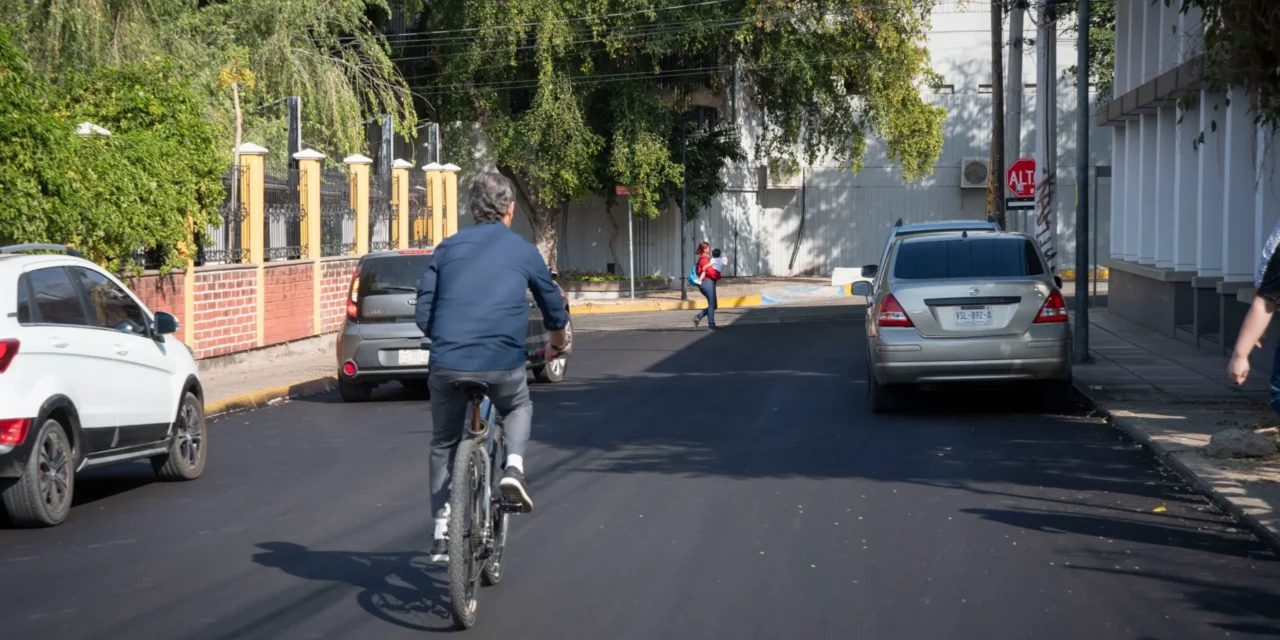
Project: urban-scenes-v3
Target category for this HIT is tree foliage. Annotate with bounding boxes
[410,0,946,266]
[1061,0,1116,100]
[0,29,224,272]
[0,0,417,164]
[1179,0,1280,131]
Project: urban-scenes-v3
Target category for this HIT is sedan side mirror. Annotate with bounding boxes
[851,281,873,297]
[154,311,180,336]
[860,264,879,278]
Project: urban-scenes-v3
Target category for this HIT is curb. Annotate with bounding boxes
[205,375,338,418]
[1072,379,1280,553]
[568,284,856,315]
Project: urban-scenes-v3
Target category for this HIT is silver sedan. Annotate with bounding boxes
[853,230,1072,412]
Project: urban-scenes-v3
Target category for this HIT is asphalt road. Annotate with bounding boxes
[3,313,1280,639]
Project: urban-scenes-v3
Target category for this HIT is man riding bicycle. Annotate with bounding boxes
[415,172,569,559]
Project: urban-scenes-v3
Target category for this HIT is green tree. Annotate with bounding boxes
[0,29,223,272]
[1178,0,1280,131]
[1062,0,1116,100]
[0,0,417,163]
[410,0,945,266]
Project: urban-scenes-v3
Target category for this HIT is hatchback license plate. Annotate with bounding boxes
[954,306,993,326]
[399,349,430,366]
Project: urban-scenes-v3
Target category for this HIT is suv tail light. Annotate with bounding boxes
[877,294,913,327]
[0,418,30,446]
[1035,289,1069,323]
[346,269,361,320]
[0,339,17,373]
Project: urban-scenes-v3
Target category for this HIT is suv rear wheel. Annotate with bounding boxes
[2,418,74,527]
[339,380,374,402]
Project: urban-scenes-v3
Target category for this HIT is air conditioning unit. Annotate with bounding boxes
[761,165,803,190]
[959,157,990,189]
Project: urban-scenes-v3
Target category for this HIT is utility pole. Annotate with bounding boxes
[1074,0,1091,362]
[991,0,1007,229]
[680,119,688,301]
[1005,0,1026,231]
[1034,0,1058,272]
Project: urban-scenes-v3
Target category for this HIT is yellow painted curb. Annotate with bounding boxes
[1057,268,1110,280]
[569,293,765,315]
[204,375,338,418]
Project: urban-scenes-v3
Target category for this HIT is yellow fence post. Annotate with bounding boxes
[425,163,444,246]
[344,154,372,255]
[238,143,269,347]
[442,164,460,238]
[392,159,412,250]
[294,148,326,336]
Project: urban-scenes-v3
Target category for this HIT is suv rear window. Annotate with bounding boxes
[893,237,1045,280]
[359,253,434,296]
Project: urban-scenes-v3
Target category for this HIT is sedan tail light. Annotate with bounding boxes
[0,339,17,374]
[877,294,913,327]
[1035,289,1069,323]
[0,418,30,446]
[346,269,360,320]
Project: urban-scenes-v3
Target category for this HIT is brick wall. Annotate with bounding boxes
[124,272,185,332]
[320,258,359,333]
[192,266,258,359]
[263,262,315,345]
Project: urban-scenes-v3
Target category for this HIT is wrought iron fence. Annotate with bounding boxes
[369,177,396,252]
[265,168,305,260]
[198,165,245,265]
[408,171,432,248]
[320,168,357,257]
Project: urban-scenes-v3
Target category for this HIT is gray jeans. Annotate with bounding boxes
[427,366,532,518]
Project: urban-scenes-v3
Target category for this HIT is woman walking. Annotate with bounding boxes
[692,241,721,329]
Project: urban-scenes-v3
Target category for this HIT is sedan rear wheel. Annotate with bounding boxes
[868,365,900,414]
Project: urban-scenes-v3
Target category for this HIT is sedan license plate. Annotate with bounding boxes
[399,349,430,366]
[954,305,993,326]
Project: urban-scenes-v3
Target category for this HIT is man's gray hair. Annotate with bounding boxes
[469,172,515,224]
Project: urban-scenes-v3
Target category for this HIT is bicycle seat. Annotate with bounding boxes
[453,380,489,395]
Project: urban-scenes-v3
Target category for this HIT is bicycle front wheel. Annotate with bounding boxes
[447,438,486,629]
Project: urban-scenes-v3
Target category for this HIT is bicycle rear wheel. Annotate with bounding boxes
[447,438,486,629]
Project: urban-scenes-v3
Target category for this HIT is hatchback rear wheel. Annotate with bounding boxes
[1,418,74,527]
[339,380,375,402]
[868,365,901,414]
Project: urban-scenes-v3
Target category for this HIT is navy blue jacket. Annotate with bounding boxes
[415,222,568,372]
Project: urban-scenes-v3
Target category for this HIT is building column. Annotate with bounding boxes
[1128,0,1142,91]
[1222,88,1256,282]
[1141,0,1159,85]
[392,159,412,250]
[1155,106,1177,268]
[1257,124,1280,264]
[1111,125,1127,259]
[1138,114,1158,264]
[1197,91,1226,277]
[1125,119,1141,261]
[425,163,444,246]
[294,148,326,336]
[1179,3,1203,65]
[1173,103,1200,272]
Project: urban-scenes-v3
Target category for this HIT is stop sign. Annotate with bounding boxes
[1006,158,1036,198]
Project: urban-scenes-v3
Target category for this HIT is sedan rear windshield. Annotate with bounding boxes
[893,237,1045,280]
[360,254,434,296]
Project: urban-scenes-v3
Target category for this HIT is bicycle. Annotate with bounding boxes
[444,348,558,630]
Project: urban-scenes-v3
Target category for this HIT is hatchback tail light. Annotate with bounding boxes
[346,269,360,320]
[877,294,913,327]
[0,339,17,374]
[0,418,30,446]
[1035,289,1069,323]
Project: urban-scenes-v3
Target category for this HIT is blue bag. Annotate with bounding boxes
[687,263,701,286]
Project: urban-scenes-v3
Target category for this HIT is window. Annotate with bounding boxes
[893,237,1046,280]
[360,254,434,297]
[72,268,149,336]
[937,84,955,95]
[978,84,993,94]
[16,275,31,324]
[25,267,91,326]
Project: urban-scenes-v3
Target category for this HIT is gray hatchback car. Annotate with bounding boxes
[853,230,1071,412]
[335,249,572,402]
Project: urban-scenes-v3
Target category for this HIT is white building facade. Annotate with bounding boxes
[1101,0,1279,353]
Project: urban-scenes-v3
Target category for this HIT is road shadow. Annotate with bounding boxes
[248,541,456,634]
[0,462,157,530]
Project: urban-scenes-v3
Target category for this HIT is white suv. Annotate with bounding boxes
[0,245,207,527]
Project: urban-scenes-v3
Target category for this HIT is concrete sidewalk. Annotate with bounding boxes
[1074,310,1280,548]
